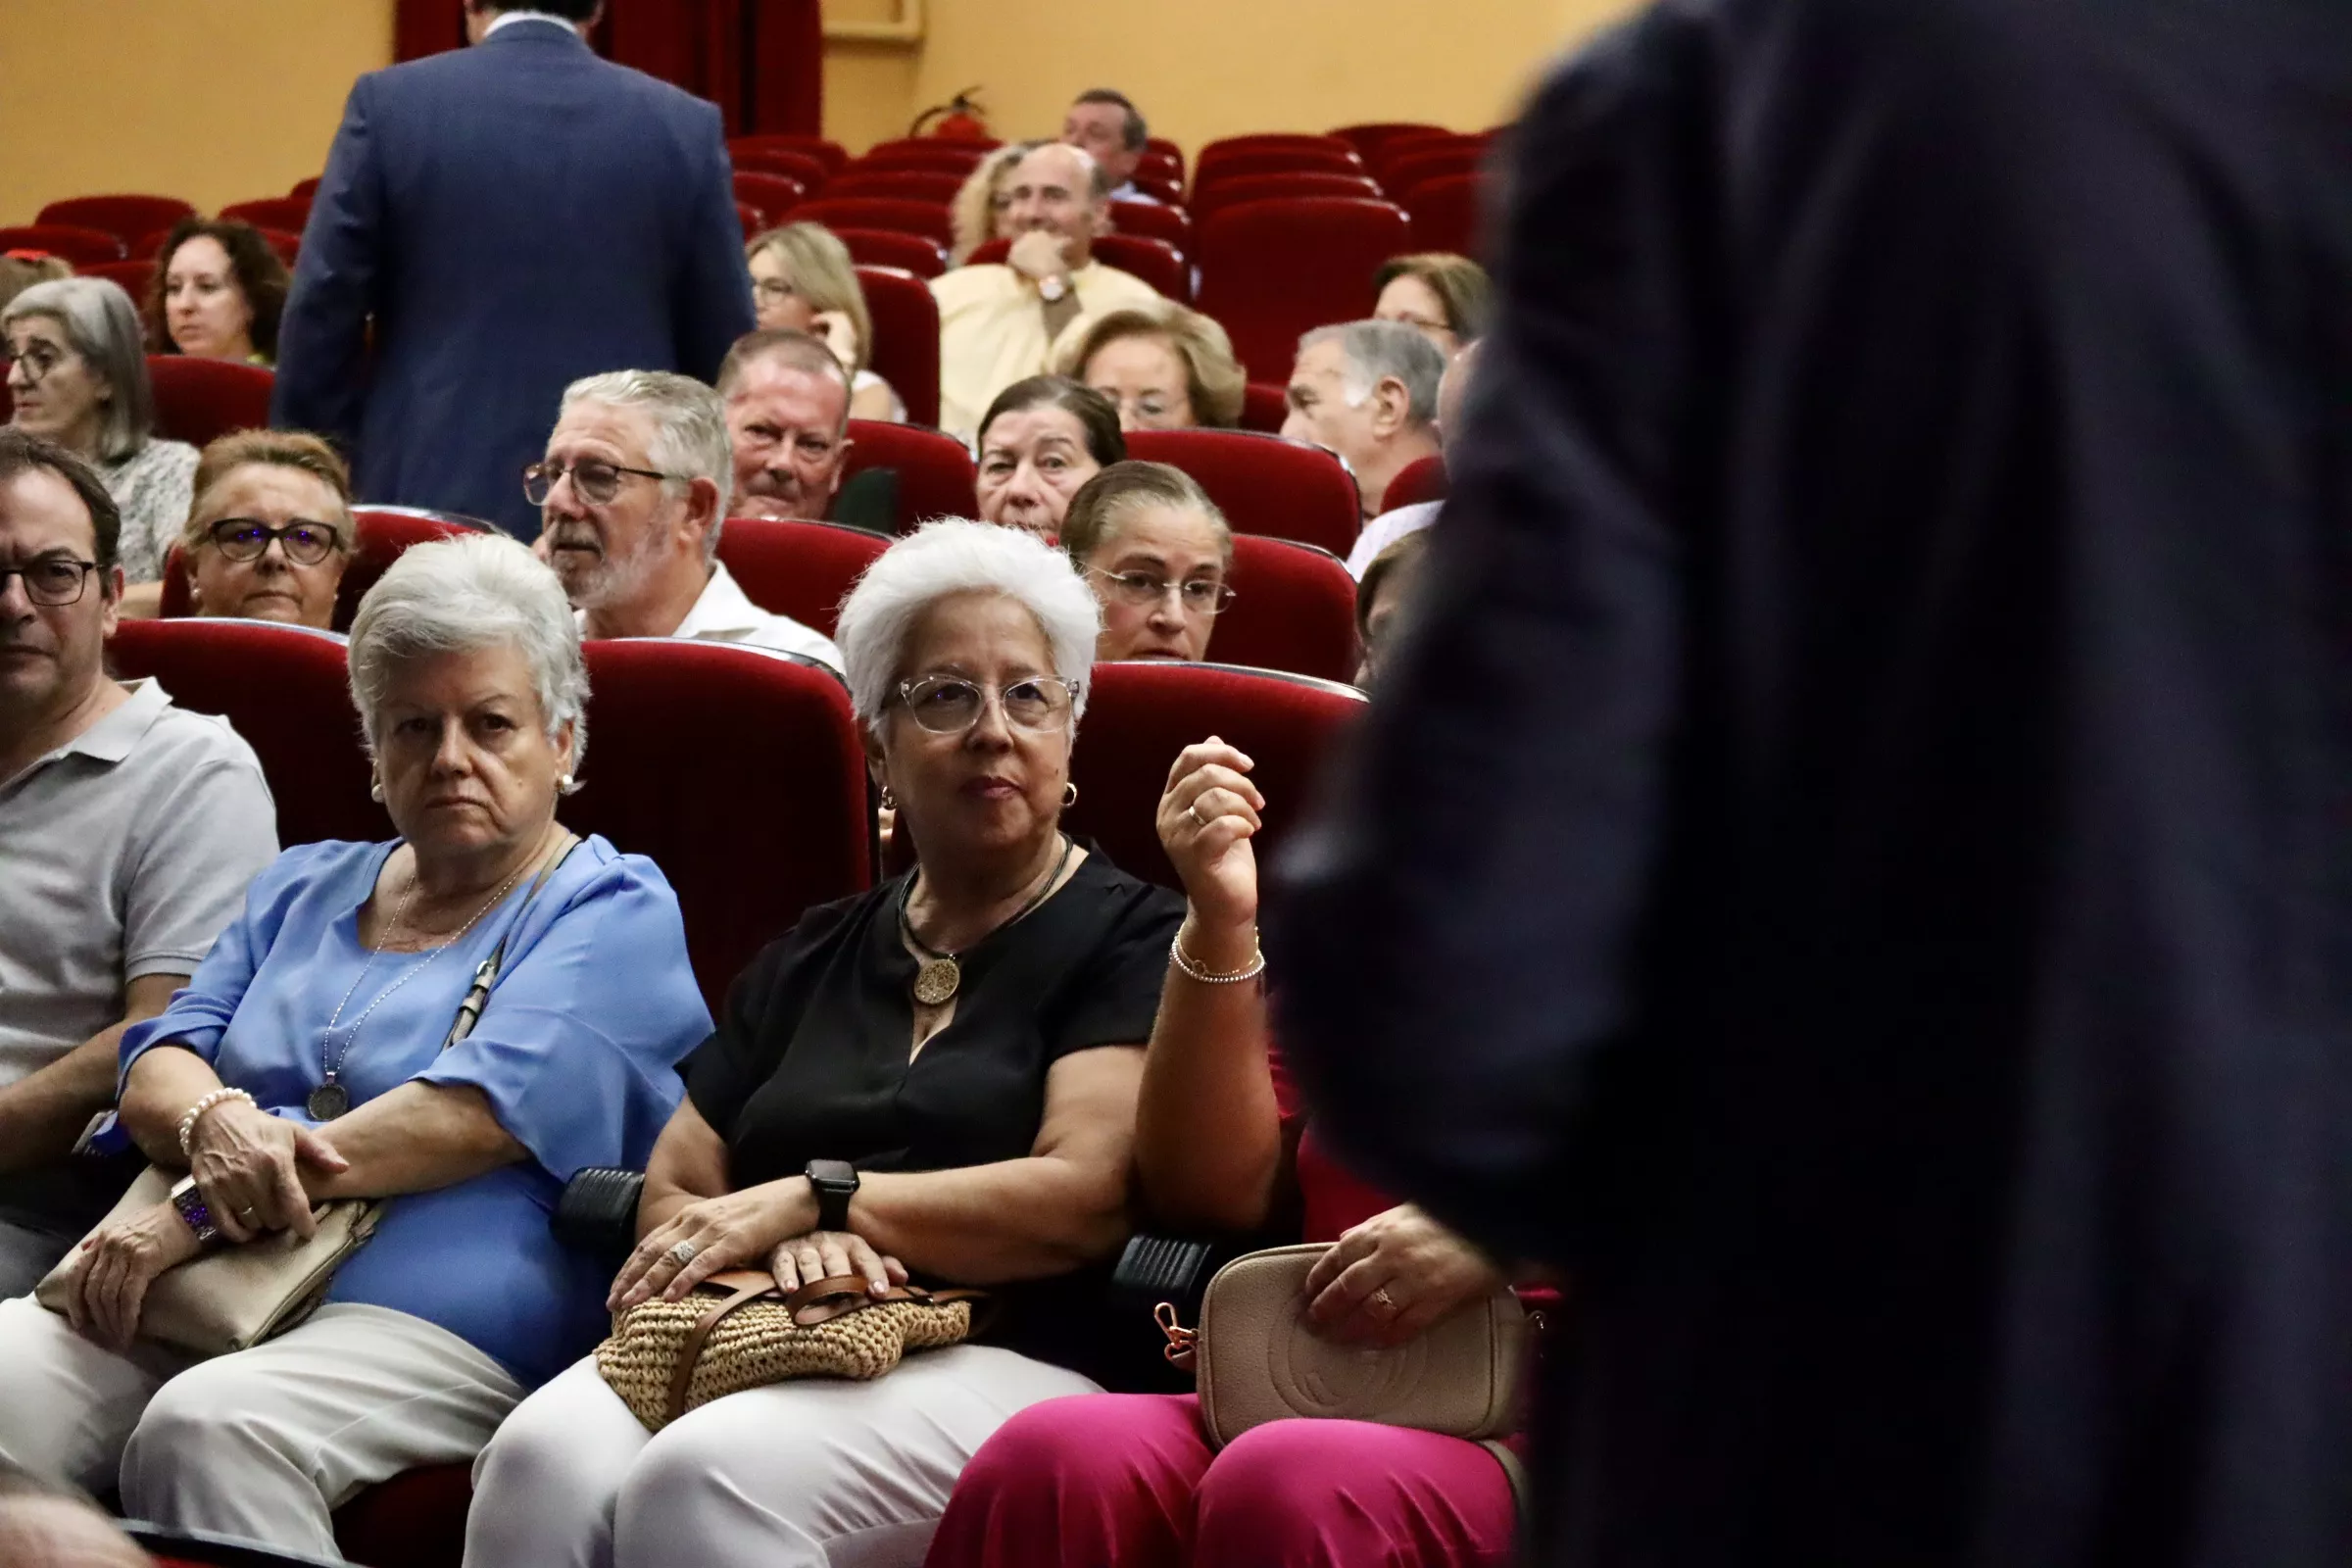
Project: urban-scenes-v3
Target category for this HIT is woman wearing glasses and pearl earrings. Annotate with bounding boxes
[466,519,1186,1568]
[1060,462,1234,663]
[177,431,355,628]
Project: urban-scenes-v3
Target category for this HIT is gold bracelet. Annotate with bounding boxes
[1170,930,1266,985]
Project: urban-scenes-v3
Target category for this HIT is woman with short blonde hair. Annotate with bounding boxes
[745,223,905,421]
[177,430,357,628]
[948,142,1038,266]
[1058,302,1247,431]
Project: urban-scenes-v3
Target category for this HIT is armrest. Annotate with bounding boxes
[1110,1233,1254,1322]
[553,1167,645,1259]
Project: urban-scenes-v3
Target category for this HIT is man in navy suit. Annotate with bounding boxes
[272,1,755,538]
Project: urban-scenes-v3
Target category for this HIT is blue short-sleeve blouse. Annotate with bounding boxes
[119,835,711,1387]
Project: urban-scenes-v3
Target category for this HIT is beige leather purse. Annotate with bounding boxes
[35,1167,381,1356]
[1157,1242,1531,1446]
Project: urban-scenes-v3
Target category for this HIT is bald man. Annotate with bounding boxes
[930,142,1161,438]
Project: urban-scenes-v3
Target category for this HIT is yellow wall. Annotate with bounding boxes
[0,0,394,222]
[3,0,1629,223]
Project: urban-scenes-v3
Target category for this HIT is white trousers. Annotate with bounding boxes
[465,1346,1102,1568]
[0,1294,524,1562]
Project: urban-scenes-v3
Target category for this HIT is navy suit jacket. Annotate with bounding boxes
[272,22,755,536]
[1274,0,2352,1562]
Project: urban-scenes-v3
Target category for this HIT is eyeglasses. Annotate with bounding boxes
[753,278,799,305]
[207,517,343,565]
[894,674,1079,734]
[1,342,69,385]
[0,558,101,607]
[521,458,678,507]
[1088,567,1236,616]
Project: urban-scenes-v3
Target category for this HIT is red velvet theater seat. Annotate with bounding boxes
[792,197,953,246]
[854,264,942,427]
[146,356,274,449]
[824,170,963,205]
[1384,453,1449,512]
[564,640,872,1016]
[218,196,314,233]
[1189,172,1382,229]
[158,507,490,631]
[1194,198,1410,382]
[715,516,891,638]
[1065,661,1365,894]
[730,133,848,174]
[833,227,948,278]
[1106,198,1191,253]
[840,418,980,529]
[34,194,194,244]
[733,146,831,195]
[104,618,380,850]
[1206,535,1359,684]
[1125,427,1361,559]
[732,171,807,225]
[0,223,125,266]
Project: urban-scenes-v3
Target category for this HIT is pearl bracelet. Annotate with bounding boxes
[177,1087,257,1158]
[1170,930,1266,985]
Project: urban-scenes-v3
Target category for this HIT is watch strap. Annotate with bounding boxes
[170,1174,222,1248]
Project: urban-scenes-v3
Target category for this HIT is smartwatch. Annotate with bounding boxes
[169,1174,223,1248]
[805,1159,859,1233]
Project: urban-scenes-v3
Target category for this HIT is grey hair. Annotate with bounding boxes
[2,277,155,462]
[835,518,1102,730]
[559,369,734,558]
[1300,319,1446,427]
[347,533,590,781]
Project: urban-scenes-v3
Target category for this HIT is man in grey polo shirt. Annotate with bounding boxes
[0,428,277,1297]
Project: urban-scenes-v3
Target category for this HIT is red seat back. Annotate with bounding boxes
[736,201,765,239]
[105,618,381,850]
[1136,149,1184,183]
[854,265,941,427]
[1199,133,1356,166]
[146,356,274,449]
[1383,454,1449,512]
[731,133,848,173]
[335,1462,469,1568]
[1194,147,1367,187]
[1125,428,1361,558]
[34,195,193,244]
[1145,137,1187,174]
[833,227,947,277]
[1205,535,1358,683]
[159,506,491,629]
[290,175,323,199]
[1381,144,1486,200]
[1369,132,1475,188]
[715,516,890,638]
[254,227,303,265]
[963,234,1189,304]
[79,259,156,301]
[1239,381,1288,434]
[855,144,989,175]
[1404,173,1488,259]
[1195,199,1410,381]
[1107,199,1191,253]
[840,419,978,528]
[1331,122,1451,158]
[1190,172,1381,227]
[733,171,807,226]
[1065,661,1364,894]
[218,196,314,233]
[733,147,831,194]
[792,198,952,245]
[0,224,124,265]
[567,641,872,1013]
[823,171,963,205]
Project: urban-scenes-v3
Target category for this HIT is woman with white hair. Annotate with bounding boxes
[466,518,1185,1568]
[3,276,198,593]
[0,535,710,1562]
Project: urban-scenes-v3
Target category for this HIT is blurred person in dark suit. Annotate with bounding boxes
[1273,1,2352,1564]
[272,0,754,538]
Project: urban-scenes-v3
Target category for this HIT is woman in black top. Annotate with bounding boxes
[466,520,1184,1568]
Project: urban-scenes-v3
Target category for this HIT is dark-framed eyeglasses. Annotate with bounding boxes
[753,277,800,305]
[521,458,677,507]
[1088,567,1236,616]
[206,517,344,565]
[0,558,101,607]
[0,340,71,386]
[894,673,1079,735]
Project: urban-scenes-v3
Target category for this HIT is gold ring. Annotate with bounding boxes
[1189,802,1207,827]
[1369,1286,1398,1313]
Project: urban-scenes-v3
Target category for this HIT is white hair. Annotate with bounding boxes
[347,534,590,781]
[1299,319,1446,426]
[560,369,735,558]
[835,519,1102,729]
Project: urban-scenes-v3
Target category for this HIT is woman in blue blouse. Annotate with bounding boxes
[0,535,710,1562]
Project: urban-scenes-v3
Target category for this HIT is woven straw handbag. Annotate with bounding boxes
[596,1268,987,1431]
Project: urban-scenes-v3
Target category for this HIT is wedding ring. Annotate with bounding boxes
[1369,1287,1399,1314]
[236,1206,258,1222]
[1188,802,1207,828]
[666,1240,700,1266]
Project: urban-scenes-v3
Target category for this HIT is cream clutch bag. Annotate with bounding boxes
[1158,1242,1531,1446]
[35,1166,382,1356]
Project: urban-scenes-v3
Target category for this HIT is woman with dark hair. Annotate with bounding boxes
[144,219,290,366]
[973,376,1123,541]
[1371,253,1493,361]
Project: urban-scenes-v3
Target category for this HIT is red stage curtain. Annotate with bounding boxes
[392,1,821,135]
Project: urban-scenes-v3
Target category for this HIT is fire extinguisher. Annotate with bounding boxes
[911,88,990,141]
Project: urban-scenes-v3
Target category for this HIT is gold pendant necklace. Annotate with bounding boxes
[898,834,1074,1006]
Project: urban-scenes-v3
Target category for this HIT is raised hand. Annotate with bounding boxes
[1155,736,1264,933]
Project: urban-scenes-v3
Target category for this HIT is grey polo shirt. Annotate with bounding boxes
[0,679,278,1091]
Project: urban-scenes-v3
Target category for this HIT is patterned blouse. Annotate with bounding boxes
[96,439,200,585]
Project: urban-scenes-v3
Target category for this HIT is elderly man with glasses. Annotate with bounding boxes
[0,427,276,1298]
[530,369,841,671]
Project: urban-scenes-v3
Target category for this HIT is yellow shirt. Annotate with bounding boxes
[931,261,1163,440]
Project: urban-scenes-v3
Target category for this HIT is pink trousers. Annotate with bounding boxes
[922,1393,1518,1568]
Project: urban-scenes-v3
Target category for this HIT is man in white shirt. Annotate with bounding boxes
[1345,338,1481,576]
[1281,319,1447,533]
[533,369,842,670]
[931,143,1163,439]
[0,430,278,1297]
[718,330,854,523]
[1062,89,1154,202]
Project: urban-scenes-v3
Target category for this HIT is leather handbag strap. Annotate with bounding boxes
[665,1273,783,1424]
[782,1273,988,1326]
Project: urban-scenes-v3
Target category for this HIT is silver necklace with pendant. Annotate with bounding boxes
[310,849,536,1120]
[897,833,1074,1007]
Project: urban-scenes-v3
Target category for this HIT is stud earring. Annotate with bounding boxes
[368,778,385,803]
[880,784,897,810]
[558,772,577,795]
[1062,781,1078,808]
